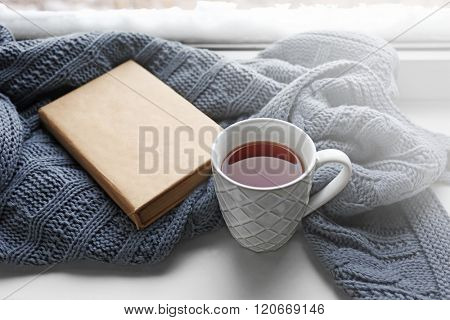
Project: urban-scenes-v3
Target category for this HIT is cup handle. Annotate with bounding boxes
[303,149,352,217]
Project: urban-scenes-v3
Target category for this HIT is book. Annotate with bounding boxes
[39,60,222,229]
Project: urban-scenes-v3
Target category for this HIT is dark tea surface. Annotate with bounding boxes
[221,141,303,188]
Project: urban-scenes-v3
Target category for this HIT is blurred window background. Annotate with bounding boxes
[2,1,446,10]
[1,1,449,47]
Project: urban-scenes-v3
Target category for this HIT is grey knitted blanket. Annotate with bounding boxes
[0,25,449,299]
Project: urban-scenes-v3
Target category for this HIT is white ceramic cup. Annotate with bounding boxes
[211,118,352,252]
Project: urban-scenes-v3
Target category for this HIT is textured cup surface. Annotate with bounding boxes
[213,166,312,252]
[211,118,316,252]
[212,118,352,252]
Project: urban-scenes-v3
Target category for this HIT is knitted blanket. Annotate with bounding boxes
[0,25,449,299]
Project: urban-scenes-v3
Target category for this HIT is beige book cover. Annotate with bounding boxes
[39,60,222,229]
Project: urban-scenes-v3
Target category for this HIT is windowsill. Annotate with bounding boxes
[1,4,449,298]
[218,49,450,102]
[0,46,449,300]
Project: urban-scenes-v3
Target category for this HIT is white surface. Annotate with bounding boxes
[0,52,449,300]
[2,2,450,46]
[0,228,345,299]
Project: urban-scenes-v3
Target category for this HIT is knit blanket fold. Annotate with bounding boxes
[0,25,449,299]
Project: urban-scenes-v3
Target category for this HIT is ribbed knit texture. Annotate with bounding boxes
[0,26,449,299]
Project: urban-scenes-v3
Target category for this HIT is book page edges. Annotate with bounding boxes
[133,160,212,229]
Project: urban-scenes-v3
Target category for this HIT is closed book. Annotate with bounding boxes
[39,60,222,229]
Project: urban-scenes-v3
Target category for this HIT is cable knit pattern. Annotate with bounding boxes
[0,26,449,299]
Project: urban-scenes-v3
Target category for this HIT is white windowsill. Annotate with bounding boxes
[0,37,449,300]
